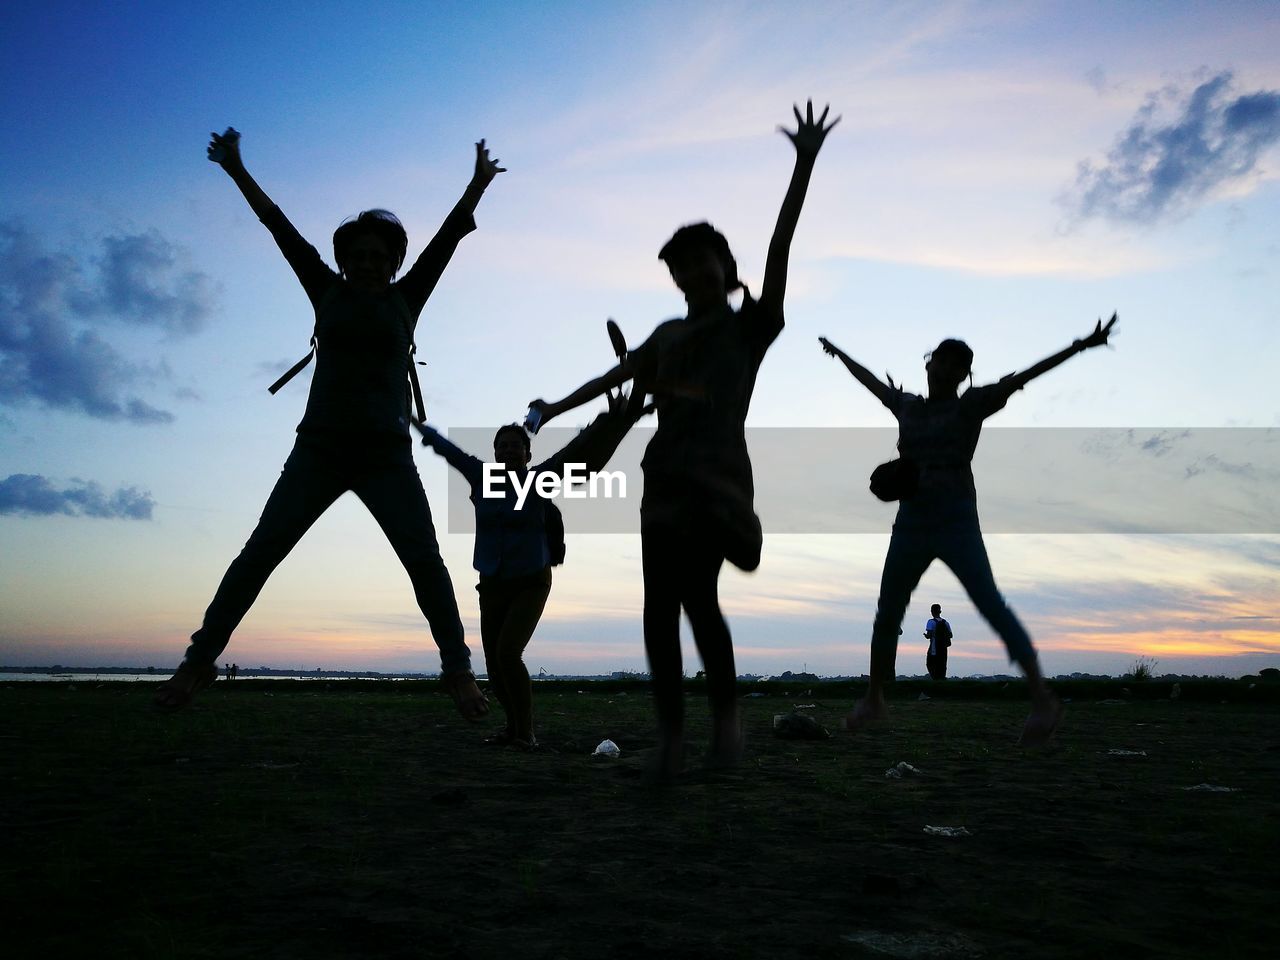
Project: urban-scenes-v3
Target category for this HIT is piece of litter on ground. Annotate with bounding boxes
[591,738,620,757]
[1181,783,1239,793]
[841,930,984,959]
[772,711,831,740]
[923,825,971,838]
[745,691,766,698]
[917,692,931,701]
[792,703,816,709]
[885,761,924,779]
[1104,749,1147,757]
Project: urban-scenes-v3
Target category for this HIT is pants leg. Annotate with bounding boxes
[478,583,514,717]
[489,569,552,740]
[354,456,471,675]
[869,527,936,682]
[677,539,734,714]
[186,443,347,664]
[936,524,1035,668]
[642,526,686,735]
[927,648,948,680]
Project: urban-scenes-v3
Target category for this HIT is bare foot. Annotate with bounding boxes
[1018,693,1064,747]
[153,660,218,711]
[442,670,489,722]
[843,697,889,732]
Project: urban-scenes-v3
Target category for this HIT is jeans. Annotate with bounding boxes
[641,520,734,733]
[186,437,470,674]
[871,494,1034,680]
[477,567,552,739]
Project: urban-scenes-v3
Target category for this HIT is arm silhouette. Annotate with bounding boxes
[758,101,839,321]
[398,140,506,314]
[208,127,333,302]
[414,422,483,487]
[995,313,1118,394]
[208,127,274,219]
[818,336,898,409]
[529,362,633,427]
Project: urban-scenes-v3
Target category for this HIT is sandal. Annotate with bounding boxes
[442,670,489,722]
[153,660,218,711]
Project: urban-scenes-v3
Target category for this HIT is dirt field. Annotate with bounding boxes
[1,679,1276,958]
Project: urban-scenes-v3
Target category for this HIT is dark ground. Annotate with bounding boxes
[1,679,1277,959]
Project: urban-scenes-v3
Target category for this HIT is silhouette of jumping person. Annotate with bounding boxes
[416,397,643,749]
[820,312,1117,745]
[154,127,504,718]
[925,603,951,680]
[527,102,838,779]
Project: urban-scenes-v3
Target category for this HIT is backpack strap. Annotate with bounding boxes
[407,341,427,424]
[267,335,316,395]
[267,285,339,396]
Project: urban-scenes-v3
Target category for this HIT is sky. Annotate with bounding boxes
[1,0,1278,678]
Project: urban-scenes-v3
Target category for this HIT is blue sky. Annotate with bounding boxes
[1,0,1278,676]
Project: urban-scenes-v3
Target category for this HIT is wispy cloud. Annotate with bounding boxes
[0,221,216,423]
[0,473,154,519]
[1064,71,1280,225]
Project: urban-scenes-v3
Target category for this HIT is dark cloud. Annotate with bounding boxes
[0,473,155,519]
[1065,72,1280,224]
[0,221,216,423]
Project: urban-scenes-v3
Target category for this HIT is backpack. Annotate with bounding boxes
[268,288,427,423]
[543,498,566,567]
[933,618,953,646]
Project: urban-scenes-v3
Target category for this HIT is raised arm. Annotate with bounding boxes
[208,127,334,303]
[398,140,506,314]
[818,337,898,409]
[412,421,483,486]
[997,313,1117,394]
[208,128,275,219]
[757,101,839,320]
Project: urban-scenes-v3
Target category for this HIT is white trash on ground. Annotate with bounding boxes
[592,739,620,757]
[923,825,971,838]
[885,761,924,779]
[1181,783,1239,793]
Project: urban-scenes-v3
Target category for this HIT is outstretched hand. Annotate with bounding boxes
[1078,311,1118,350]
[472,138,506,187]
[818,336,844,358]
[781,100,840,158]
[207,127,242,169]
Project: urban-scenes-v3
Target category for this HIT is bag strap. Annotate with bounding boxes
[267,285,339,396]
[264,286,427,425]
[268,335,316,395]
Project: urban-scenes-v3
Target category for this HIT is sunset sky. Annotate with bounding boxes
[2,1,1278,677]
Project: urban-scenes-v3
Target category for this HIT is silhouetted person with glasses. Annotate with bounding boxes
[527,102,838,779]
[820,312,1116,745]
[155,128,503,720]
